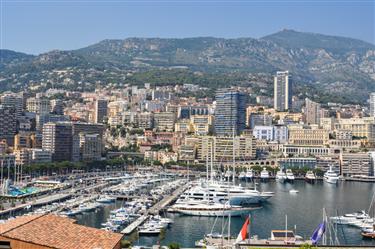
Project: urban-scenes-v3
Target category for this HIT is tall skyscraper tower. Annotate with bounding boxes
[274,71,292,112]
[214,89,248,136]
[370,92,375,117]
[0,105,17,146]
[95,99,108,124]
[0,93,24,119]
[42,122,73,162]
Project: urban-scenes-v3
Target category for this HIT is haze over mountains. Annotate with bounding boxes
[1,29,374,104]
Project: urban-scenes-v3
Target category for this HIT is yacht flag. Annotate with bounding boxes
[311,222,326,245]
[236,216,250,243]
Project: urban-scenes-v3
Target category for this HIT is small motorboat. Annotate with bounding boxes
[289,189,299,194]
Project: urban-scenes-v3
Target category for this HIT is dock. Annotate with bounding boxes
[120,183,188,234]
[148,183,189,215]
[121,215,148,234]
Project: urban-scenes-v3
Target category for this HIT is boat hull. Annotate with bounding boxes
[175,207,257,217]
[276,176,286,183]
[305,177,316,183]
[229,196,265,205]
[324,177,338,184]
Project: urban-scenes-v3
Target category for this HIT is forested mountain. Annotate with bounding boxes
[1,29,374,103]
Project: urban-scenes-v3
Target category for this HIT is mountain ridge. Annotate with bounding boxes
[1,29,374,104]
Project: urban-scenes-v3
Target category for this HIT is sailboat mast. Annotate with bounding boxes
[228,213,231,245]
[322,208,326,245]
[232,123,235,185]
[206,146,209,182]
[210,139,213,182]
[285,214,288,242]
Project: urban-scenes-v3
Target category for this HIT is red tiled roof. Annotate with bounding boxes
[0,215,40,234]
[0,214,122,249]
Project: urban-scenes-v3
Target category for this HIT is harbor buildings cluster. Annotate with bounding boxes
[0,71,375,188]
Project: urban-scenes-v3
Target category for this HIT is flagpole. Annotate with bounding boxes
[323,208,326,246]
[248,214,251,244]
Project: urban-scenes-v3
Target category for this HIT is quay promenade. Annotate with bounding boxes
[0,193,71,216]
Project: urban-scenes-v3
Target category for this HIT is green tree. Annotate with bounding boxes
[120,240,132,248]
[168,242,180,249]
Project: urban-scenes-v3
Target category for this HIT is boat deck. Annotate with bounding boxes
[205,238,312,248]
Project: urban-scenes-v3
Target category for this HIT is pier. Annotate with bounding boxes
[120,183,188,234]
[0,193,71,217]
[149,183,188,215]
[121,215,148,234]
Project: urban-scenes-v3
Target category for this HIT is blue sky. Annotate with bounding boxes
[1,0,374,54]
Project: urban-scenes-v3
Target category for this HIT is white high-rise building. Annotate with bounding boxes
[274,71,292,112]
[370,92,375,117]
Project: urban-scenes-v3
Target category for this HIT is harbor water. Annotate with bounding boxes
[76,180,375,247]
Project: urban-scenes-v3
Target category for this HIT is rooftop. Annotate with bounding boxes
[0,214,122,249]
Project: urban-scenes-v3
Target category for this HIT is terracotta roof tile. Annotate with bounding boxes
[1,214,122,249]
[0,215,42,234]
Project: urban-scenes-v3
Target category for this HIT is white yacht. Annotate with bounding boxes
[238,171,246,180]
[96,196,116,204]
[331,210,369,225]
[305,171,316,183]
[138,224,161,235]
[245,169,254,180]
[324,166,339,184]
[176,181,274,206]
[276,170,287,183]
[286,169,295,182]
[224,170,232,179]
[171,200,259,216]
[260,168,270,181]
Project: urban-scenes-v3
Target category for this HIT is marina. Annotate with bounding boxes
[2,171,375,248]
[68,174,375,248]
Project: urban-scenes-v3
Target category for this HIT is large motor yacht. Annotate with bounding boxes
[305,171,316,183]
[260,168,270,181]
[276,170,287,183]
[171,200,260,216]
[176,181,274,206]
[324,166,339,184]
[286,169,295,182]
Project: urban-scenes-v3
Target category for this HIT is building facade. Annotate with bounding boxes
[214,89,248,136]
[95,99,108,124]
[197,135,256,162]
[79,133,102,161]
[26,97,51,114]
[340,153,372,176]
[42,122,73,162]
[305,98,321,125]
[0,105,17,146]
[274,71,292,112]
[370,92,375,117]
